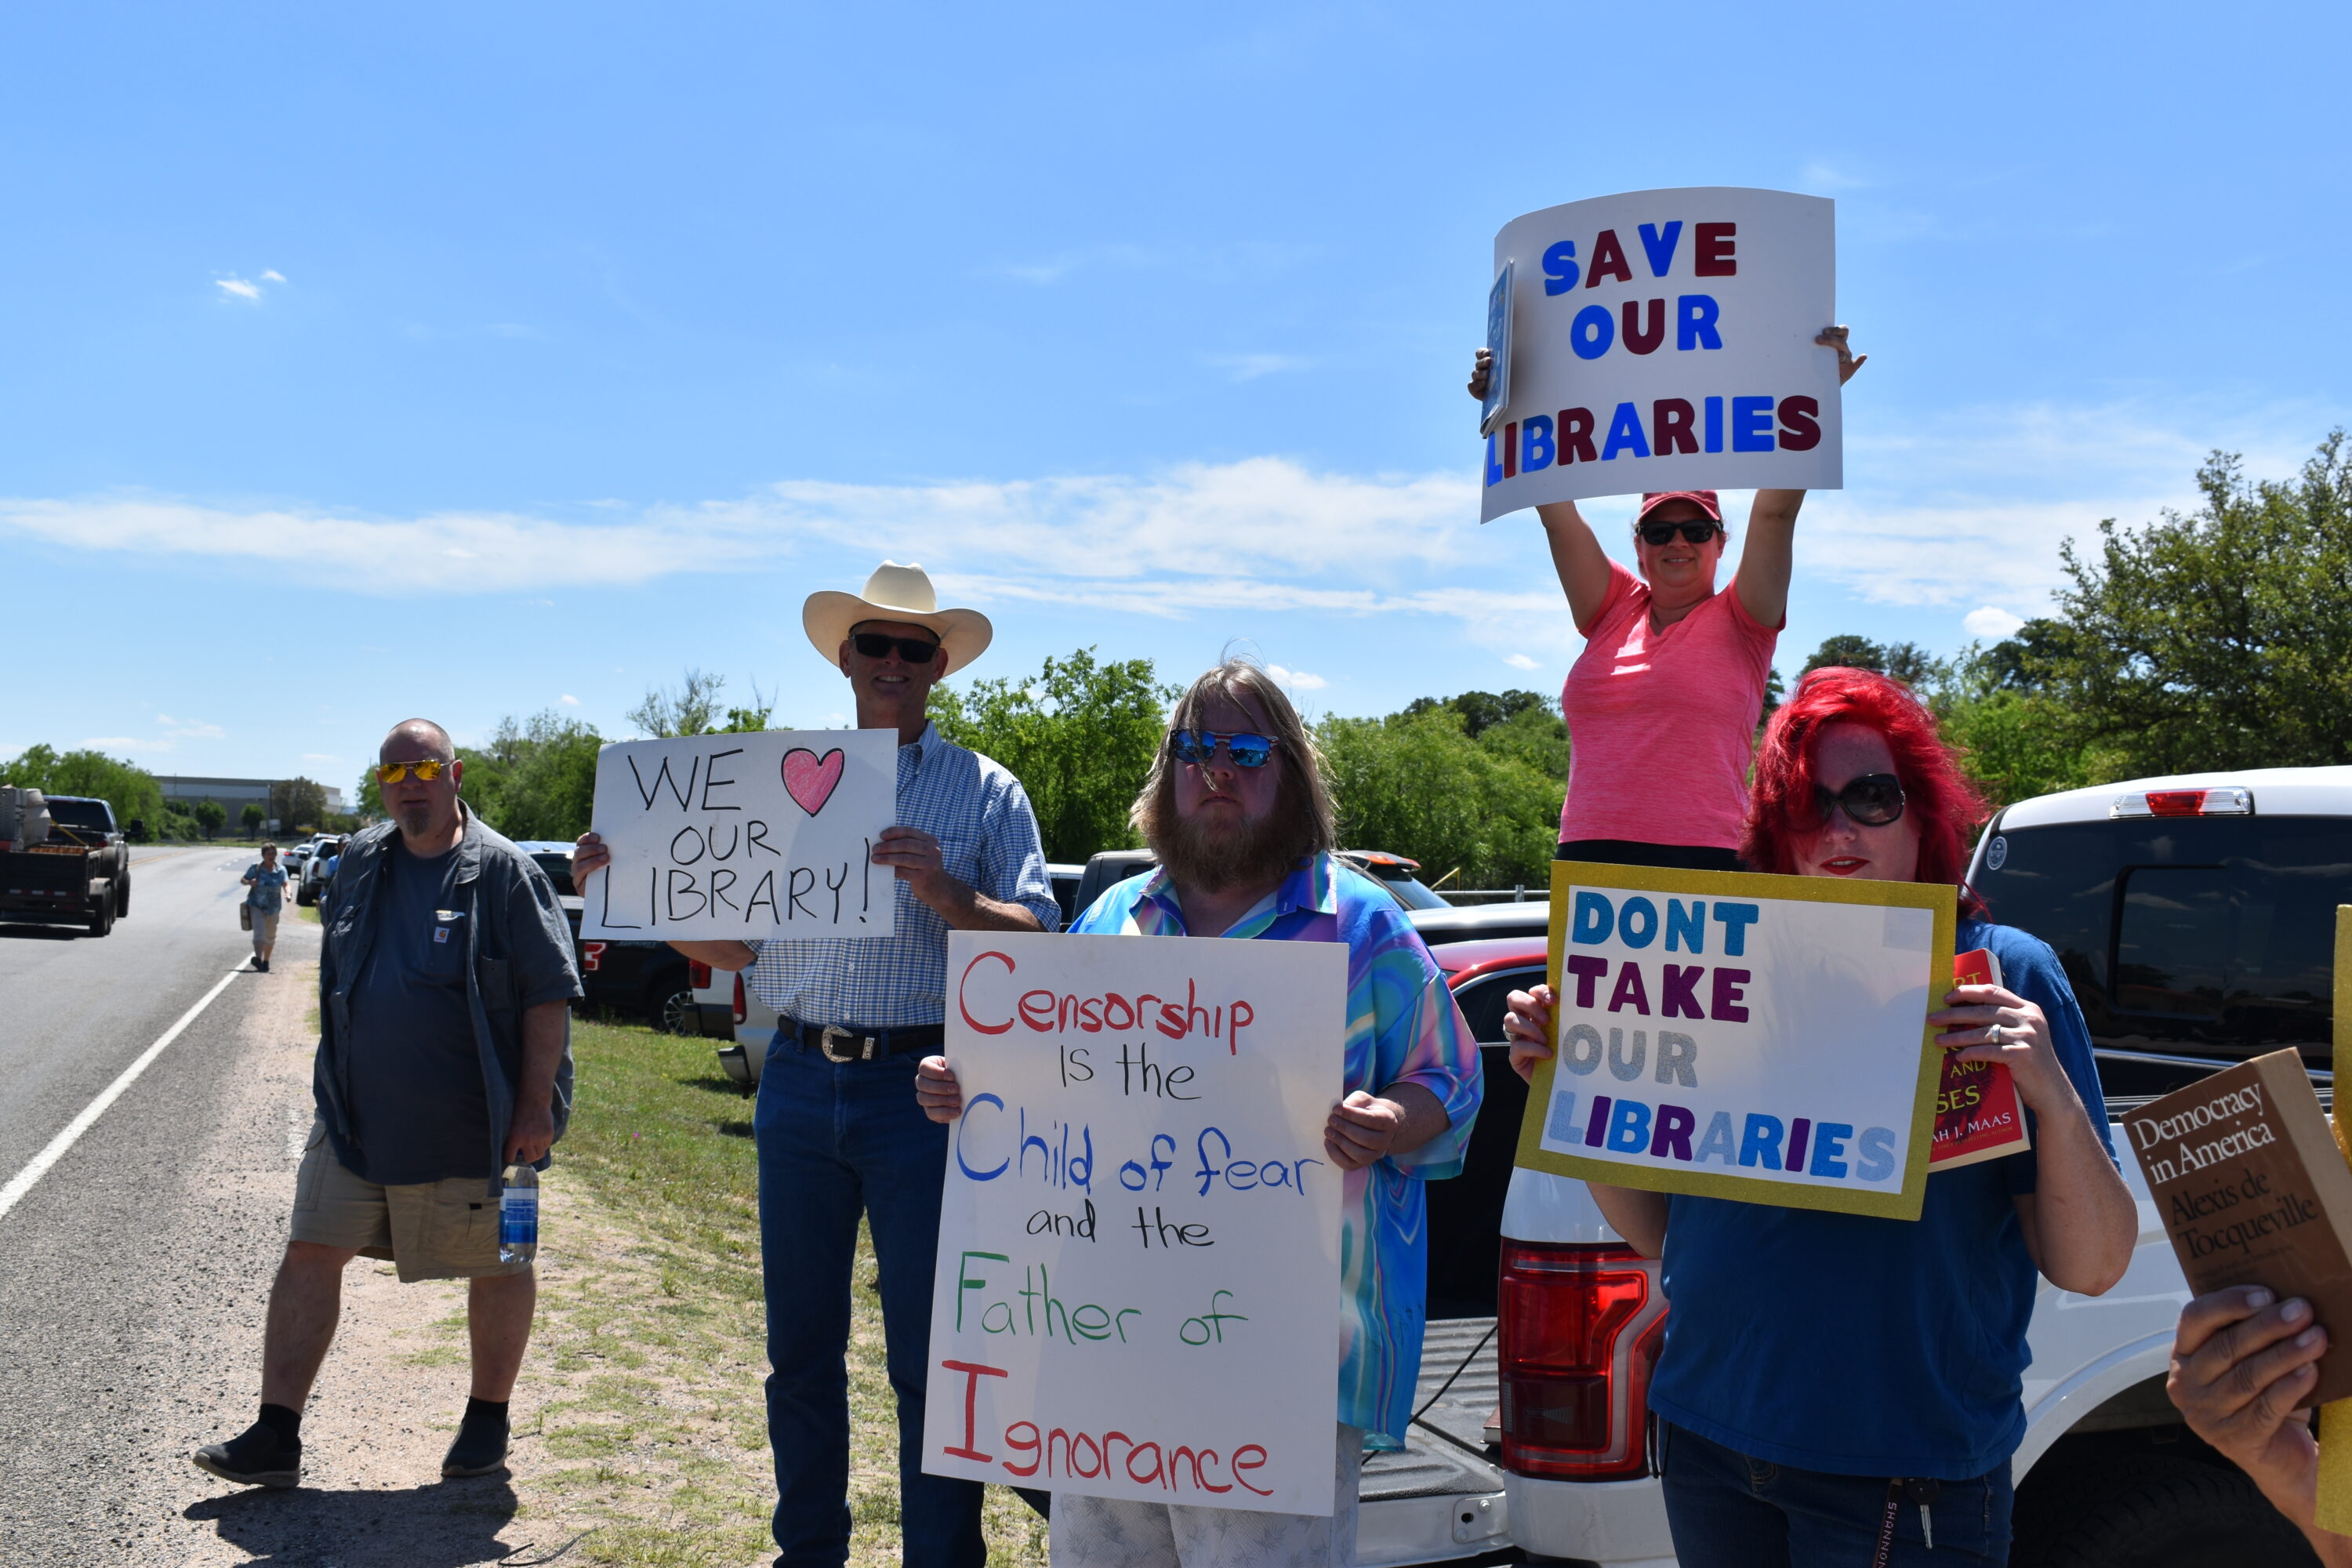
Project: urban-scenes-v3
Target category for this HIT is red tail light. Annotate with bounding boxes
[731,971,747,1025]
[581,940,608,973]
[1497,1241,1668,1480]
[688,960,712,989]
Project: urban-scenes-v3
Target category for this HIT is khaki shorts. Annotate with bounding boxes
[250,910,281,950]
[289,1118,529,1283]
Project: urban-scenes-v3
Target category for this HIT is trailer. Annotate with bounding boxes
[0,786,124,936]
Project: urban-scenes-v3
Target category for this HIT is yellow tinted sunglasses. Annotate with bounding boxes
[376,758,449,784]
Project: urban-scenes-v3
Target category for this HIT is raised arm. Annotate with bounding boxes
[1730,326,1866,630]
[1470,348,1617,632]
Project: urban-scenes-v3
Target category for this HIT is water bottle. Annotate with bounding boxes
[499,1164,539,1264]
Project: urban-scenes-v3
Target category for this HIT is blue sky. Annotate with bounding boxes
[5,2,2347,800]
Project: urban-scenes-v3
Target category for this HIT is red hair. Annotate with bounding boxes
[1744,667,1990,917]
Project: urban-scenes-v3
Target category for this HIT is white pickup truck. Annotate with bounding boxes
[1475,768,2350,1568]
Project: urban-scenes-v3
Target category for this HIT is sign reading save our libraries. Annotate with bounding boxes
[1515,861,1956,1220]
[1478,187,1840,518]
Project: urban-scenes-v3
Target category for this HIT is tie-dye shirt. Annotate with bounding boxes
[1072,853,1483,1448]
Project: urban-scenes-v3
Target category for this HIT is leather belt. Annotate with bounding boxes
[785,1016,945,1064]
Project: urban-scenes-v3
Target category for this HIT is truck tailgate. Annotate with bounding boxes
[1357,1316,1508,1566]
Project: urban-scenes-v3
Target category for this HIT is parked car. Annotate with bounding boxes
[1483,766,2352,1567]
[514,841,697,1032]
[1047,862,1085,927]
[296,835,345,906]
[1338,849,1450,910]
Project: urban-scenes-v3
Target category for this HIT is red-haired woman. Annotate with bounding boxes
[1501,668,2136,1567]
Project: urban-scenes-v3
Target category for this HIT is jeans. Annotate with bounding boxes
[755,1036,985,1568]
[1660,1422,2013,1567]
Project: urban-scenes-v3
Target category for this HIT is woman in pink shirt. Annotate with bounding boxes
[1468,328,1866,871]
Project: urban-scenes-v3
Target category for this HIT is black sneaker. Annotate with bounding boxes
[193,1421,300,1488]
[441,1410,509,1478]
[256,957,270,972]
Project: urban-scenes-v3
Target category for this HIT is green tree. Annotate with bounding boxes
[0,743,165,828]
[241,803,266,835]
[270,777,329,834]
[194,800,227,840]
[626,668,773,739]
[928,648,1177,863]
[1924,648,2114,811]
[463,711,605,840]
[1799,635,1941,688]
[1317,705,1562,889]
[2024,433,2352,774]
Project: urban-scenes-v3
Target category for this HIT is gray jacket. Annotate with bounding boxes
[314,805,583,1193]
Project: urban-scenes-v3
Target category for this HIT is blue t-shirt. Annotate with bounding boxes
[1643,920,2117,1479]
[245,863,289,914]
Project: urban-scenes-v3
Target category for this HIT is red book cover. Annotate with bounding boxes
[1931,948,2033,1171]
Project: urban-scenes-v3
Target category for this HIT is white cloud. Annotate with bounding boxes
[560,694,581,706]
[80,736,150,750]
[1503,652,1541,670]
[1203,353,1312,383]
[302,753,339,763]
[1268,665,1327,690]
[1962,606,2026,640]
[215,277,262,300]
[157,713,227,741]
[262,269,287,283]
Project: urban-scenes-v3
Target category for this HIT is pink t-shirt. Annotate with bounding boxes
[1559,560,1779,850]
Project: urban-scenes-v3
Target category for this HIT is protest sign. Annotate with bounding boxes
[576,728,896,942]
[1515,861,1955,1220]
[923,930,1348,1515]
[1478,187,1840,520]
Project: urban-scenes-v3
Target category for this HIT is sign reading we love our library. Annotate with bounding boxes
[576,728,896,941]
[1479,187,1840,520]
[924,931,1348,1515]
[1515,862,1955,1220]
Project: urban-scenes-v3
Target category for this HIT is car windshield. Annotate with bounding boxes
[45,799,112,831]
[532,854,578,896]
[1347,859,1450,910]
[1973,813,2352,1073]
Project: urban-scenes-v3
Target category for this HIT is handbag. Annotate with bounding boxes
[240,901,253,932]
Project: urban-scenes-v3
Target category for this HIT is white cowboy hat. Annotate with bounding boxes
[802,561,994,677]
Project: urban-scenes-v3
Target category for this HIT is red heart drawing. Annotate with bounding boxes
[781,747,846,816]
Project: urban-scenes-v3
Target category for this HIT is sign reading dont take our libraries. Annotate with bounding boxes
[1478,187,1840,520]
[924,931,1348,1515]
[577,728,896,942]
[1515,861,1955,1220]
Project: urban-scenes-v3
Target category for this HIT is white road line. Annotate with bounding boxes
[0,964,246,1224]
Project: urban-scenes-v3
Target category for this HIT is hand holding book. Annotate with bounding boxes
[1927,953,2083,1123]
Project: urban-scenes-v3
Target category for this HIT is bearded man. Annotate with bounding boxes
[915,655,1483,1568]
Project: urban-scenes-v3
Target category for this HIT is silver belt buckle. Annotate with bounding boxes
[818,1025,868,1064]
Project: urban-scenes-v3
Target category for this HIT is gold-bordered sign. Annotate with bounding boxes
[1512,860,1956,1221]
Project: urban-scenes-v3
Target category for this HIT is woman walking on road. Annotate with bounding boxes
[1501,670,2138,1566]
[1467,328,1865,872]
[241,842,288,971]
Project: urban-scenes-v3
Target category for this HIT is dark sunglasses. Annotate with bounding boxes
[1168,730,1278,768]
[851,632,942,664]
[1638,520,1723,546]
[1813,773,1907,828]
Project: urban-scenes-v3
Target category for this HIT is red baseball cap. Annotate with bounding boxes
[1638,490,1722,522]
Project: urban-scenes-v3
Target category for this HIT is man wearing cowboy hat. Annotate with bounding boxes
[574,561,1055,1568]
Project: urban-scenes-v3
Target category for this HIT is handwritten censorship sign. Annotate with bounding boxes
[924,931,1348,1515]
[1478,187,1839,520]
[1514,862,1955,1219]
[577,729,895,942]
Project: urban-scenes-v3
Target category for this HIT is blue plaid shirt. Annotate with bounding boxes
[743,722,1057,1028]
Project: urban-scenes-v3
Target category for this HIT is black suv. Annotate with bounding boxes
[516,841,697,1032]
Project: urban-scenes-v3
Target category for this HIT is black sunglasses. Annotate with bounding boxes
[1813,773,1907,828]
[1638,520,1723,546]
[851,632,942,664]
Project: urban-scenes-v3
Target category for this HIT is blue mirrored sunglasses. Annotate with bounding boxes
[1168,730,1278,768]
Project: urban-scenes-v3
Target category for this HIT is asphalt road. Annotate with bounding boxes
[0,848,313,1562]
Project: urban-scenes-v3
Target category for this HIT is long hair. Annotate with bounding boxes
[1131,657,1337,864]
[1744,666,1989,916]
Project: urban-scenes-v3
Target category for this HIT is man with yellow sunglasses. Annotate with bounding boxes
[195,717,583,1490]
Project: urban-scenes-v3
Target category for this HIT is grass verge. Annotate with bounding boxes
[497,1016,1048,1566]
